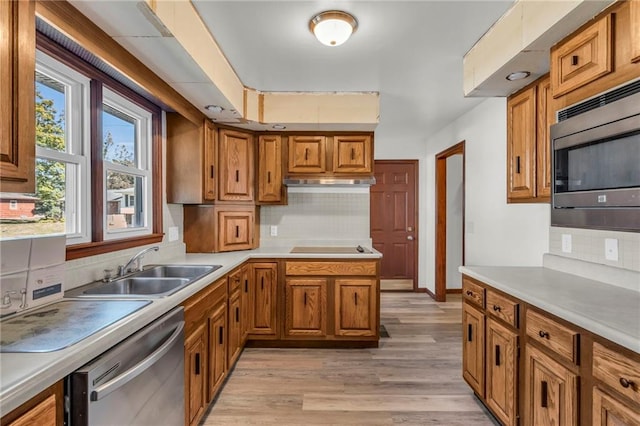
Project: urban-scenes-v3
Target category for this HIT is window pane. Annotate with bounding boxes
[106,172,144,230]
[35,71,66,152]
[103,104,137,165]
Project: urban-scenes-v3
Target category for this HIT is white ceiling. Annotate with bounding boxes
[69,0,515,145]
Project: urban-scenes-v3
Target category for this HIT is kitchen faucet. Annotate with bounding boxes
[118,246,159,276]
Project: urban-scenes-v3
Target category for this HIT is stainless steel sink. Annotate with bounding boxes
[65,264,222,299]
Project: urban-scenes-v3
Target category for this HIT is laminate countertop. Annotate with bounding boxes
[0,247,381,415]
[459,266,640,353]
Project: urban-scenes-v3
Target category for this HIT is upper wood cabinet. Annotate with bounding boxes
[183,205,259,253]
[507,75,552,203]
[218,128,254,202]
[333,135,372,174]
[288,135,326,173]
[0,0,35,193]
[551,14,612,98]
[166,114,217,204]
[257,135,285,204]
[632,0,640,63]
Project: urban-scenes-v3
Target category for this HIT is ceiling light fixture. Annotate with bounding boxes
[309,10,358,47]
[204,105,223,113]
[506,71,531,81]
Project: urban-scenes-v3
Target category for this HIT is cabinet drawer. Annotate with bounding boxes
[593,342,640,405]
[486,290,519,328]
[526,309,579,364]
[228,268,243,294]
[462,278,485,309]
[184,278,226,336]
[285,261,377,276]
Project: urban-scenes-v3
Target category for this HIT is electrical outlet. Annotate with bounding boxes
[605,238,618,261]
[561,234,572,253]
[168,226,179,242]
[270,225,278,237]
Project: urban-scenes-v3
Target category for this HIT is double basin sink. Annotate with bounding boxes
[65,264,222,298]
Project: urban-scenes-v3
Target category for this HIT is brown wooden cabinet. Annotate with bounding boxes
[237,266,251,342]
[551,14,612,98]
[486,317,519,426]
[507,75,552,203]
[249,262,278,337]
[593,386,640,426]
[288,135,326,173]
[462,303,485,397]
[183,205,259,253]
[332,135,372,174]
[0,0,35,193]
[218,128,254,202]
[284,278,327,337]
[207,303,227,402]
[258,135,285,204]
[185,322,207,426]
[524,344,578,426]
[227,288,242,366]
[334,278,377,337]
[1,382,62,426]
[632,0,640,64]
[166,114,217,204]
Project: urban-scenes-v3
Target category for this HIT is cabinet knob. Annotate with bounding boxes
[465,290,473,296]
[493,305,501,312]
[538,330,549,339]
[407,236,414,241]
[620,377,635,389]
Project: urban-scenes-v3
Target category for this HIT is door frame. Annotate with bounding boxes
[372,159,419,291]
[435,141,465,302]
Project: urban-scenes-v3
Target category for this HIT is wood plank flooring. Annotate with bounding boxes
[380,279,414,291]
[202,293,496,425]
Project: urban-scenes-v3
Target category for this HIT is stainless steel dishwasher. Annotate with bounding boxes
[69,307,184,426]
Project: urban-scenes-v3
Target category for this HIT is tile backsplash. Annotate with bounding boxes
[549,227,640,272]
[260,192,370,246]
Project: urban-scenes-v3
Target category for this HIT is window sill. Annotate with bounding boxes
[66,233,164,261]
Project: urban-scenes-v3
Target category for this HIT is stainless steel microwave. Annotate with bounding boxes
[550,88,640,232]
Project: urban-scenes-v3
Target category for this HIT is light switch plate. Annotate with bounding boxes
[605,238,618,261]
[168,226,179,242]
[561,234,572,253]
[270,225,278,237]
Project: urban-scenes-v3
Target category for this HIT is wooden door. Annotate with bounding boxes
[593,387,640,426]
[507,86,536,201]
[525,345,578,426]
[288,136,326,173]
[251,263,278,335]
[486,318,518,426]
[7,394,57,426]
[284,278,327,337]
[463,303,485,397]
[218,128,254,201]
[536,76,553,199]
[258,135,283,203]
[185,324,206,426]
[207,303,226,402]
[334,279,377,337]
[217,208,255,252]
[227,292,242,367]
[240,266,251,342]
[370,160,417,286]
[333,135,372,173]
[203,121,217,201]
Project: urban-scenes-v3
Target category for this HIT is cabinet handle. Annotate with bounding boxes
[236,226,239,238]
[267,171,271,183]
[235,306,239,322]
[538,330,549,339]
[219,326,224,345]
[350,148,355,160]
[304,148,309,161]
[493,305,501,312]
[210,165,215,179]
[620,377,635,389]
[541,381,548,408]
[244,279,248,292]
[261,277,264,290]
[304,292,307,306]
[495,345,501,366]
[467,324,473,342]
[354,293,358,306]
[516,156,521,174]
[195,353,201,375]
[465,290,473,296]
[571,55,578,66]
[235,170,240,182]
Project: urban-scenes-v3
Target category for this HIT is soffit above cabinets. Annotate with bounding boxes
[464,0,615,97]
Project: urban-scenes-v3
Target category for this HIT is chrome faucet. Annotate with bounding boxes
[118,246,159,276]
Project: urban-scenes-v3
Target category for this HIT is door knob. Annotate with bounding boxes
[407,236,414,241]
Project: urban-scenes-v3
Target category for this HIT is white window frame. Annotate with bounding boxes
[35,51,91,244]
[102,87,153,240]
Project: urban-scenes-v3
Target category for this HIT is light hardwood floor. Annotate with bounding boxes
[202,293,496,425]
[380,279,414,291]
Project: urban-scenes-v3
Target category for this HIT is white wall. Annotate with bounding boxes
[446,154,463,289]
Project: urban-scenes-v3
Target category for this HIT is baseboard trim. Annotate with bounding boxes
[416,287,437,300]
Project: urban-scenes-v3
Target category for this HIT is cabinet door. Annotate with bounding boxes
[227,292,242,367]
[240,266,251,342]
[335,279,377,337]
[0,0,35,193]
[288,136,326,173]
[332,135,372,174]
[7,395,56,426]
[507,86,537,201]
[207,303,227,402]
[217,208,255,252]
[462,303,485,397]
[632,0,640,63]
[219,128,254,201]
[593,387,640,426]
[524,345,578,426]
[185,323,207,426]
[250,263,278,336]
[536,76,553,199]
[203,121,217,201]
[486,317,518,426]
[284,278,327,337]
[258,135,283,203]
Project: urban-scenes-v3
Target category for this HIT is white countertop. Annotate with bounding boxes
[460,266,640,353]
[0,247,381,415]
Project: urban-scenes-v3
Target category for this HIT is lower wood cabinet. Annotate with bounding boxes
[593,386,640,426]
[485,317,519,426]
[208,303,227,402]
[227,289,242,366]
[334,278,377,337]
[249,262,278,337]
[0,381,62,426]
[185,323,207,426]
[462,302,485,397]
[284,278,327,337]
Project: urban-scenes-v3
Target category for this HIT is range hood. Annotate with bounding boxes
[283,177,376,187]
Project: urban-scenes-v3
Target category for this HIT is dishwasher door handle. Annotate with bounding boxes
[91,321,185,401]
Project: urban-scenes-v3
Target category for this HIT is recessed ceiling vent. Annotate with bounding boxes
[558,79,640,122]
